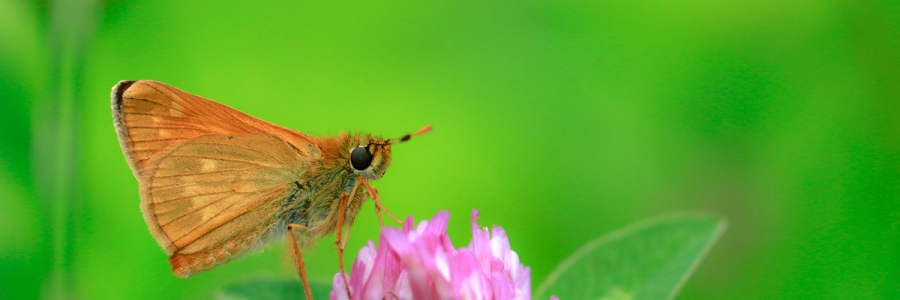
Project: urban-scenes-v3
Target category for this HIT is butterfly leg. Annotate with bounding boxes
[341,222,353,252]
[334,192,353,298]
[373,194,385,226]
[334,179,363,299]
[287,223,314,300]
[360,177,403,225]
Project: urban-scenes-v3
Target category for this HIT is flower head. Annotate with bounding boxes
[331,210,533,300]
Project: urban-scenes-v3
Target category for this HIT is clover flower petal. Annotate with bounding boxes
[330,209,545,300]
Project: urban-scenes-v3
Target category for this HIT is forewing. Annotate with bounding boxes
[111,80,313,177]
[141,133,307,276]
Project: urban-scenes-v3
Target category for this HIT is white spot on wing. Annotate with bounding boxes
[201,159,216,172]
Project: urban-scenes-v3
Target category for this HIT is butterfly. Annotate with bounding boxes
[111,80,429,298]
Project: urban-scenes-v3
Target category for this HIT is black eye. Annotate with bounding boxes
[351,147,372,170]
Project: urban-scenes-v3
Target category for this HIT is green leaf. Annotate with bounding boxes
[216,277,332,300]
[535,213,727,300]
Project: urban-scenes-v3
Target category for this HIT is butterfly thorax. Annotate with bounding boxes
[279,132,392,248]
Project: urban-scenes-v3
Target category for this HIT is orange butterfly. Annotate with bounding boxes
[111,80,429,299]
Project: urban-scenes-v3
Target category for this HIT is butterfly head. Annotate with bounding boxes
[349,135,392,181]
[348,125,431,181]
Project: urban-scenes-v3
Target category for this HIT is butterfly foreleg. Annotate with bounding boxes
[287,223,313,300]
[359,177,403,225]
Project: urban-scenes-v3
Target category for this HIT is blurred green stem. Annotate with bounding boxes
[36,0,97,299]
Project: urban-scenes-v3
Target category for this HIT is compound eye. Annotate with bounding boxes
[351,146,372,170]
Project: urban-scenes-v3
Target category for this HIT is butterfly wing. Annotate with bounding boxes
[144,134,306,276]
[111,80,313,177]
[111,80,317,276]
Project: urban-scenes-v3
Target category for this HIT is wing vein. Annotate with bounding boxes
[144,82,206,116]
[153,189,236,205]
[158,190,251,227]
[131,137,189,143]
[167,190,274,244]
[125,97,193,116]
[187,141,287,165]
[166,154,281,168]
[123,112,197,120]
[151,168,254,179]
[127,125,206,131]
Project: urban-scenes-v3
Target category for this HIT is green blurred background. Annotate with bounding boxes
[2,0,899,298]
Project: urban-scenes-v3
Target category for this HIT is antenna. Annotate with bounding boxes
[388,125,432,144]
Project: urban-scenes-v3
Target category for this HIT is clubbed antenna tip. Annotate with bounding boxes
[390,125,432,144]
